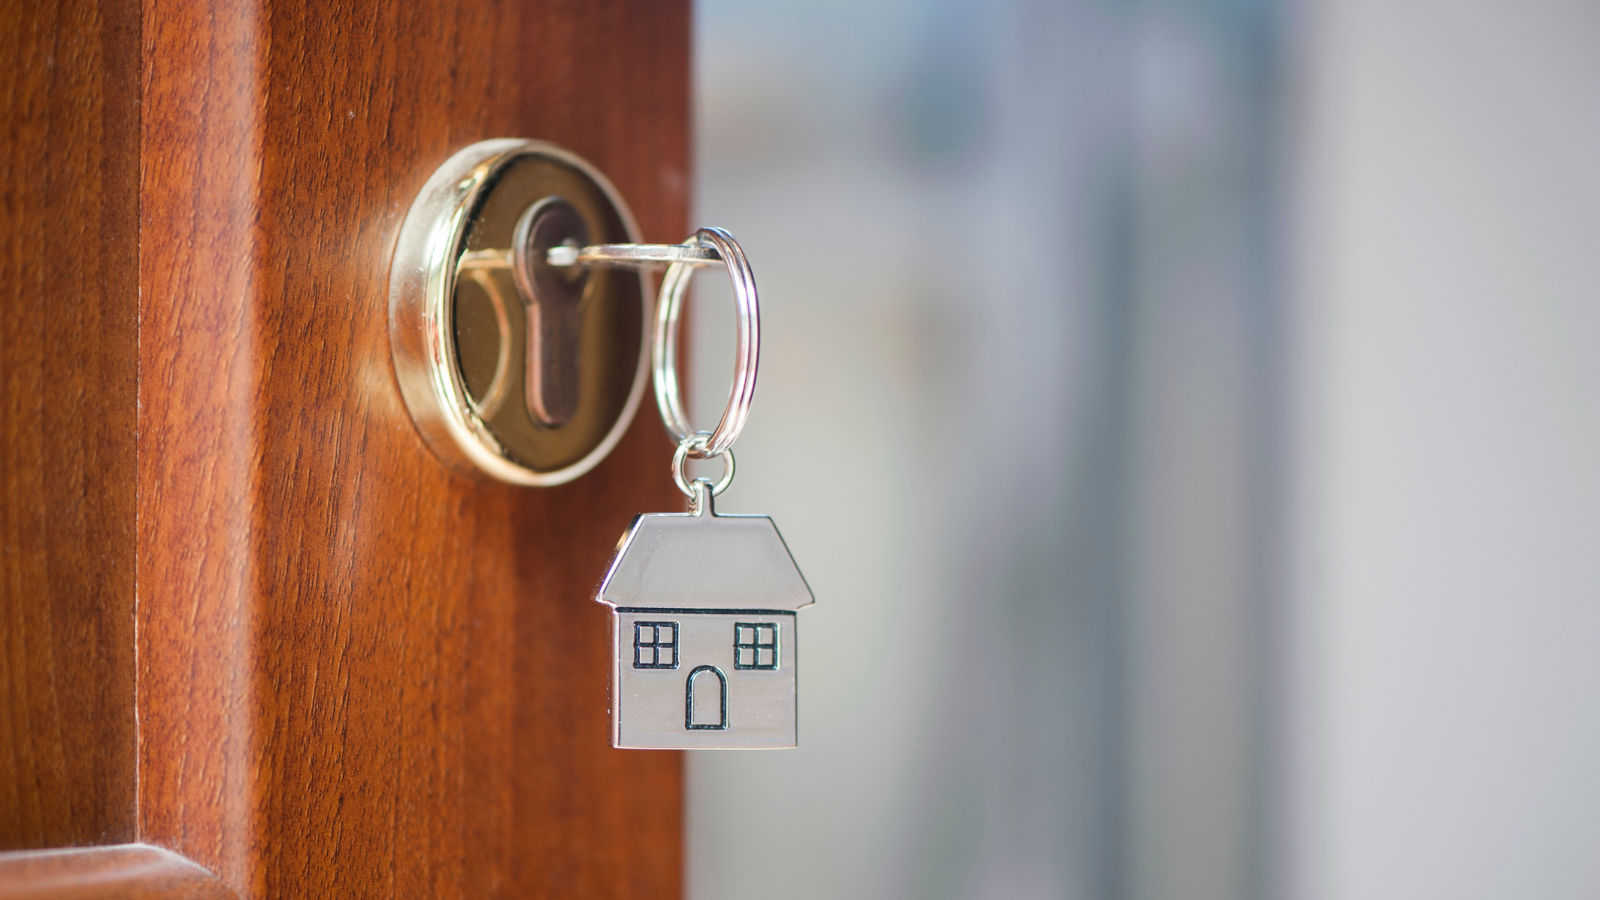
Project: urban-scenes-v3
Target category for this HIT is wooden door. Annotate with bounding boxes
[0,1,687,896]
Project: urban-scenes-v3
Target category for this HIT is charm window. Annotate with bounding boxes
[634,621,679,669]
[734,623,779,670]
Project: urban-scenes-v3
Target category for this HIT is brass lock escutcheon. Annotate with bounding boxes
[389,140,649,485]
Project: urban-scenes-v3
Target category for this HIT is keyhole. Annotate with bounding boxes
[511,196,592,427]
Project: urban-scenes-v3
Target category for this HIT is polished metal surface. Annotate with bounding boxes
[556,242,722,269]
[470,242,721,272]
[598,479,813,749]
[672,433,735,498]
[653,228,760,458]
[454,266,515,420]
[388,140,650,485]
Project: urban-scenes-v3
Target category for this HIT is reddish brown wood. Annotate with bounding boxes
[0,845,234,900]
[136,2,689,899]
[0,0,140,850]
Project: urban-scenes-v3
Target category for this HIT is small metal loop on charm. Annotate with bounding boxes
[672,433,735,498]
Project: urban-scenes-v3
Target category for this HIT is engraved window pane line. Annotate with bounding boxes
[633,620,679,669]
[733,622,779,670]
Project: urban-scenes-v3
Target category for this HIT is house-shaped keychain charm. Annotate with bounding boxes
[597,479,814,749]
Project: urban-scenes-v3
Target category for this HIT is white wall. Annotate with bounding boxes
[1293,1,1600,898]
[687,0,1600,897]
[687,3,1137,898]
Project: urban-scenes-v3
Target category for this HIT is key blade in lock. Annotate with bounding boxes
[512,196,591,427]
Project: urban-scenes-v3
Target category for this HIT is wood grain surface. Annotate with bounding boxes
[2,0,688,896]
[0,0,140,850]
[0,845,233,900]
[136,1,689,898]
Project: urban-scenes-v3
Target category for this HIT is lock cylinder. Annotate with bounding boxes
[389,140,650,486]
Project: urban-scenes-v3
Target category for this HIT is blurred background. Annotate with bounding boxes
[683,1,1600,899]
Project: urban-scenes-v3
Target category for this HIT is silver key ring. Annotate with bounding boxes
[652,228,758,459]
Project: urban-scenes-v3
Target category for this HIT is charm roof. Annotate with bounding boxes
[596,492,813,611]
